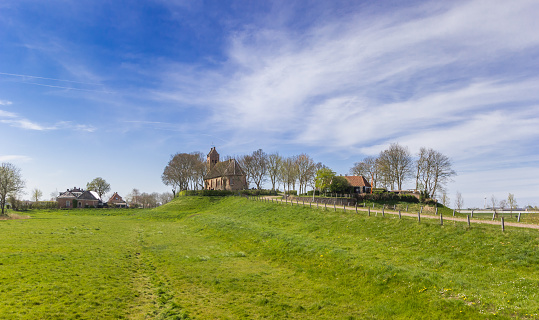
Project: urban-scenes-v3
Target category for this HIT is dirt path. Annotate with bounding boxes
[257,196,539,230]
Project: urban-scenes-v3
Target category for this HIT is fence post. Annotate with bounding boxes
[309,202,311,208]
[355,204,358,214]
[368,207,371,216]
[394,204,396,210]
[471,210,474,218]
[492,212,496,220]
[317,202,319,209]
[440,212,443,225]
[420,206,423,214]
[334,203,336,212]
[399,210,401,219]
[418,211,421,222]
[501,217,505,232]
[325,203,327,211]
[467,215,471,227]
[452,209,455,216]
[518,212,521,222]
[382,207,385,217]
[406,205,408,212]
[436,207,438,215]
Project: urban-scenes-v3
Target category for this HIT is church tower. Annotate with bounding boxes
[207,147,219,169]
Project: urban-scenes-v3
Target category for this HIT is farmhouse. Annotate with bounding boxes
[57,187,103,208]
[343,176,372,194]
[108,192,127,208]
[204,147,247,191]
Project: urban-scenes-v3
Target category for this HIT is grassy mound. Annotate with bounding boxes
[0,196,537,319]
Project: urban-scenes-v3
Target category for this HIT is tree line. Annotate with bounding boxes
[350,143,456,199]
[161,143,457,202]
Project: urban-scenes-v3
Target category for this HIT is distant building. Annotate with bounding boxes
[343,176,372,194]
[57,187,103,208]
[108,192,127,208]
[204,147,247,191]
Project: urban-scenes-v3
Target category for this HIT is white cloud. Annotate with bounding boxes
[0,155,32,163]
[149,0,539,207]
[1,114,95,132]
[0,100,12,106]
[156,0,539,150]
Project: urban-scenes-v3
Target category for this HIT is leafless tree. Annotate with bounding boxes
[50,190,59,201]
[454,191,464,212]
[267,153,282,191]
[350,156,380,188]
[507,193,517,218]
[378,143,413,191]
[238,154,255,189]
[416,147,456,199]
[490,195,498,218]
[0,162,26,216]
[127,188,141,207]
[248,149,268,190]
[139,192,159,208]
[31,188,43,202]
[159,192,173,205]
[279,156,299,195]
[162,152,205,193]
[440,190,450,207]
[296,154,318,194]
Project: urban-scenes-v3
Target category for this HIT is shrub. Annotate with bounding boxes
[285,190,297,196]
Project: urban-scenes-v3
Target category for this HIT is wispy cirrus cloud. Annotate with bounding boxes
[0,155,32,163]
[0,105,95,132]
[156,0,539,157]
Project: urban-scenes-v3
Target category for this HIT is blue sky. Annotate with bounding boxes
[1,0,538,208]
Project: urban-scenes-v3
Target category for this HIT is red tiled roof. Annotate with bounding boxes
[344,176,371,188]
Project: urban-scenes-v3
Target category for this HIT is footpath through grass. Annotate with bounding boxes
[0,197,537,319]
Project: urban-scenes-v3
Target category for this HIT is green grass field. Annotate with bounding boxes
[0,196,538,319]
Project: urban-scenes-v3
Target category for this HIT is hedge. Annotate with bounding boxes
[179,189,278,197]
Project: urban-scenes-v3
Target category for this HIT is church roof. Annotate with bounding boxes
[343,176,371,187]
[207,147,219,157]
[205,159,245,180]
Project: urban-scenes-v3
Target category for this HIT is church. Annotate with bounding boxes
[204,147,248,191]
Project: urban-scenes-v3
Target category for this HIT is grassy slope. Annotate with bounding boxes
[0,197,537,319]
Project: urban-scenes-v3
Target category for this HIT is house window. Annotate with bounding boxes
[66,201,70,207]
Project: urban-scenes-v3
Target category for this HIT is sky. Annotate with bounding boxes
[1,0,538,208]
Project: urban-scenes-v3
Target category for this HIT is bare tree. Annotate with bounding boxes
[440,191,450,207]
[162,152,205,193]
[0,163,26,216]
[238,154,255,189]
[378,143,413,190]
[31,188,43,202]
[507,193,517,218]
[296,154,317,195]
[279,156,299,195]
[127,188,141,208]
[159,192,173,205]
[267,153,282,191]
[250,149,268,190]
[454,191,464,212]
[350,156,380,188]
[50,190,59,201]
[416,147,456,199]
[490,195,498,218]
